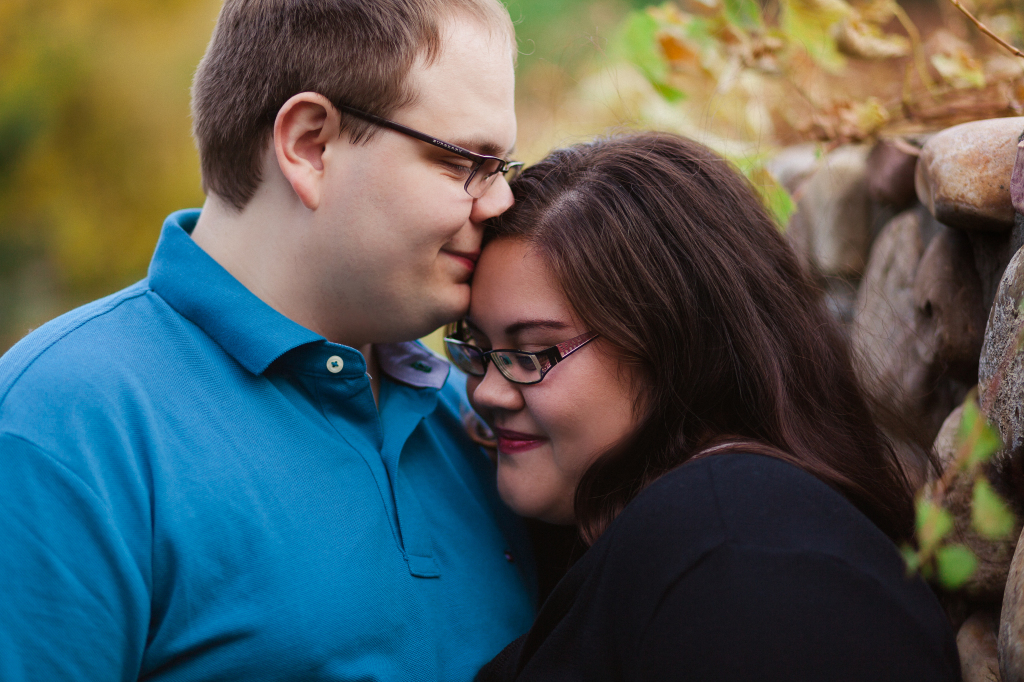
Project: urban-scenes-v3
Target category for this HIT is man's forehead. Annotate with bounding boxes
[401,17,517,157]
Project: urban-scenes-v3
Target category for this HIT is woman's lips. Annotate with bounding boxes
[493,427,547,454]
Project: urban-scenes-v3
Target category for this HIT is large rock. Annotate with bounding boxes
[959,611,1002,682]
[971,231,1015,313]
[916,117,1024,232]
[914,226,988,375]
[788,145,873,277]
[980,246,1024,493]
[854,208,982,449]
[867,138,920,211]
[1001,525,1024,681]
[933,406,1020,600]
[766,143,820,193]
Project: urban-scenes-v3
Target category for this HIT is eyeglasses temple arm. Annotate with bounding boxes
[337,104,489,164]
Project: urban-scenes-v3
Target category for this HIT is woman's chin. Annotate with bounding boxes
[497,479,575,525]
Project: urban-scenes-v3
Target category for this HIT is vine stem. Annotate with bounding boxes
[946,0,1024,59]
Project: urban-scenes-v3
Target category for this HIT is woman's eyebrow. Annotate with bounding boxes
[504,320,569,336]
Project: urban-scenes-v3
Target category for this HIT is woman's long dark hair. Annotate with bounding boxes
[487,132,914,545]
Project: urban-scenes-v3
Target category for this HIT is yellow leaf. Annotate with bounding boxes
[779,0,854,71]
[658,32,701,67]
[931,52,987,89]
[852,97,890,134]
[834,16,910,60]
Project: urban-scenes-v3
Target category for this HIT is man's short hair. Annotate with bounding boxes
[191,0,514,211]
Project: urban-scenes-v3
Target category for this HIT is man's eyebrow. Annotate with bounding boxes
[449,138,516,159]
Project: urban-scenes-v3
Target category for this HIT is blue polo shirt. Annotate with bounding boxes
[0,210,536,681]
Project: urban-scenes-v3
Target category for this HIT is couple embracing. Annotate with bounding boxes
[0,0,961,680]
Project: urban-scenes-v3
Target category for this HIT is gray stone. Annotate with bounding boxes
[1001,525,1024,682]
[791,145,873,277]
[971,231,1015,314]
[1009,133,1024,216]
[932,406,1020,600]
[959,611,1002,682]
[916,117,1024,232]
[913,226,987,375]
[853,208,981,448]
[980,246,1024,461]
[766,143,820,193]
[867,138,920,210]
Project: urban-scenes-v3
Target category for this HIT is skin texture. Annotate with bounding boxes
[190,16,517,369]
[466,238,640,524]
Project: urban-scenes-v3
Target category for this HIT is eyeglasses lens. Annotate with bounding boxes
[445,339,486,376]
[465,158,503,198]
[491,351,542,384]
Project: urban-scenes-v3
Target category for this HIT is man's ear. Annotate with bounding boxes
[273,93,340,211]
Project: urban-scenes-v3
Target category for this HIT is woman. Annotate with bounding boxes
[445,133,960,681]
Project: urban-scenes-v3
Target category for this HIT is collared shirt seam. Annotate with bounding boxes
[0,286,152,410]
[308,377,405,557]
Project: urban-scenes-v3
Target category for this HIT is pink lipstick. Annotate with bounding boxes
[493,427,547,454]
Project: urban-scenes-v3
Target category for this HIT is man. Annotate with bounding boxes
[0,1,534,679]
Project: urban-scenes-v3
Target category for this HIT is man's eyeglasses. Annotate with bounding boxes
[444,331,599,385]
[337,104,524,198]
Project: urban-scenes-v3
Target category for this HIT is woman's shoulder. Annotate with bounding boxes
[588,454,958,678]
[609,451,891,553]
[596,452,921,606]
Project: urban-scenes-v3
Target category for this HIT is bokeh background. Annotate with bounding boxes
[2,0,1018,353]
[0,0,656,353]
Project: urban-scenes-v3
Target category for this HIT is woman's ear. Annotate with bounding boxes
[273,92,340,210]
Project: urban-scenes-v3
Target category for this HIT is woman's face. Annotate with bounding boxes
[466,238,640,525]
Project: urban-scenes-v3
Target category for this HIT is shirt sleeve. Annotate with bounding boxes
[0,432,150,681]
[632,543,961,682]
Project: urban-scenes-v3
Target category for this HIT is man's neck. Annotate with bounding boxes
[192,195,383,405]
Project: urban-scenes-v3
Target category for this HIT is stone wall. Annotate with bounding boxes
[773,116,1024,681]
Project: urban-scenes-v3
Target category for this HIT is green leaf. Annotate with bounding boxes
[722,0,763,29]
[936,544,978,590]
[618,10,669,85]
[915,497,953,555]
[901,544,921,575]
[778,0,852,72]
[653,82,688,103]
[615,9,688,103]
[957,393,1002,469]
[972,478,1016,540]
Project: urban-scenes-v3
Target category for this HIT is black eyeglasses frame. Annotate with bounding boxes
[336,104,523,198]
[443,331,599,385]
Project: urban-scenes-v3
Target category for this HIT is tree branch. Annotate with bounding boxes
[947,0,1024,59]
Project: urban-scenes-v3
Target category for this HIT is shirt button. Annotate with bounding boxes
[326,356,344,374]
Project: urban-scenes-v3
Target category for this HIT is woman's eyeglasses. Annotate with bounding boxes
[444,331,598,385]
[337,103,523,198]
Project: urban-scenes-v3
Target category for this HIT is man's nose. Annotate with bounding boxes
[470,175,514,223]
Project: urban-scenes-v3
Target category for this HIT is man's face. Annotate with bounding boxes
[311,17,517,345]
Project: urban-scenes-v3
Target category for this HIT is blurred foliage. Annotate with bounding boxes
[602,0,1024,224]
[0,0,217,350]
[902,390,1017,590]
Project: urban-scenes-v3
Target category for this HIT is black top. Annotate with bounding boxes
[478,454,960,682]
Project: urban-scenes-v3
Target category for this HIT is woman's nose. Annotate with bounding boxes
[470,362,526,414]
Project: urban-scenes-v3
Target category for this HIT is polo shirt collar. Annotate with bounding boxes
[148,210,451,388]
[149,209,323,375]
